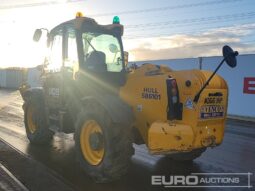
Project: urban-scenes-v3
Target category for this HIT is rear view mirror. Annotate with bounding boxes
[33,29,42,42]
[194,45,238,103]
[223,45,238,68]
[109,44,118,53]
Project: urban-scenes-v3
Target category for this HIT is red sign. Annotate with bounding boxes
[243,77,255,94]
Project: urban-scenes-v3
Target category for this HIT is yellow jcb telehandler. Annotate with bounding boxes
[20,13,238,182]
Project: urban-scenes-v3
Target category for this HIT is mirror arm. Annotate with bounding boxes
[193,57,226,103]
[40,28,49,34]
[194,49,238,103]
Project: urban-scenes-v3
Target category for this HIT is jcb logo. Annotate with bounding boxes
[48,88,60,97]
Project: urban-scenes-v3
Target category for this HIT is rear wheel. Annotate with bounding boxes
[24,97,53,144]
[80,119,105,166]
[75,103,134,183]
[166,148,206,161]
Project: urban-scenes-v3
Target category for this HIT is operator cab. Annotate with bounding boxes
[33,14,126,87]
[77,16,126,86]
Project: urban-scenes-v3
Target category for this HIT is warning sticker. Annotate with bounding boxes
[200,105,224,119]
[184,97,194,109]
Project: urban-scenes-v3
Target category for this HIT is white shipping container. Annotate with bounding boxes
[27,67,42,87]
[5,69,25,89]
[0,70,6,88]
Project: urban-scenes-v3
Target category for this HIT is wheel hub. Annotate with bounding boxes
[89,132,104,151]
[80,120,105,166]
[32,114,37,124]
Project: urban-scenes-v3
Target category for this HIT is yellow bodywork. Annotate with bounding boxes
[120,64,228,154]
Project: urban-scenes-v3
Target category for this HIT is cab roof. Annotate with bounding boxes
[50,17,124,36]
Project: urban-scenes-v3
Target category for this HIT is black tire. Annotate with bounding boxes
[74,102,134,183]
[24,96,53,144]
[167,148,206,161]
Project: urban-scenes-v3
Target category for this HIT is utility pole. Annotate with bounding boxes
[198,57,203,70]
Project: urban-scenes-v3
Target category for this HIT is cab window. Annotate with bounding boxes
[64,30,78,71]
[82,33,123,72]
[48,33,62,72]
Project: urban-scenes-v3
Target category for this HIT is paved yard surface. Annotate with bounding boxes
[0,90,254,191]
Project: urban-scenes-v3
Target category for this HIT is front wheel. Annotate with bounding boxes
[74,104,134,183]
[24,97,53,144]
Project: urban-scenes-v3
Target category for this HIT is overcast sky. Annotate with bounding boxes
[0,0,254,67]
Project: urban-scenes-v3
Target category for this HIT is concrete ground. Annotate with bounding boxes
[0,89,254,191]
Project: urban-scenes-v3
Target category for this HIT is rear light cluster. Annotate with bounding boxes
[166,78,183,120]
[171,79,178,104]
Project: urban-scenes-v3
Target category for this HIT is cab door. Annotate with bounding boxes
[43,29,64,110]
[62,28,80,107]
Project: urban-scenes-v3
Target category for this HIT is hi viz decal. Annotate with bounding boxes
[142,88,161,100]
